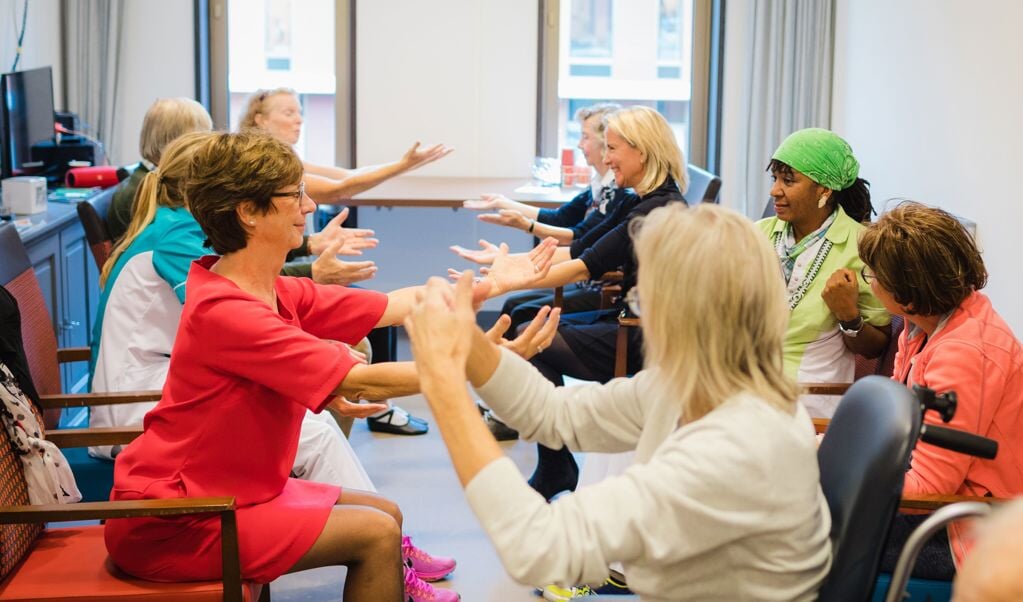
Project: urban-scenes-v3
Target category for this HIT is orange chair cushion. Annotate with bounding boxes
[0,526,262,601]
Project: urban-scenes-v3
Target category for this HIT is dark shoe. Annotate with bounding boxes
[483,410,519,441]
[367,406,429,436]
[591,575,632,595]
[528,445,579,501]
[476,402,488,416]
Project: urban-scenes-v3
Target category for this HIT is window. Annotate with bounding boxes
[546,0,697,161]
[225,0,337,165]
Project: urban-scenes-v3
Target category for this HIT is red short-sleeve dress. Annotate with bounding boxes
[104,255,388,584]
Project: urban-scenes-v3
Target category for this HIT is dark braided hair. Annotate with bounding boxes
[767,159,874,223]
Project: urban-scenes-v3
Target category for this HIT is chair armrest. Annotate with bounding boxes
[600,271,623,282]
[47,426,143,448]
[57,347,92,364]
[812,418,830,435]
[553,286,564,308]
[618,316,641,328]
[800,382,851,396]
[0,496,235,524]
[899,493,1010,511]
[0,496,245,602]
[39,390,163,408]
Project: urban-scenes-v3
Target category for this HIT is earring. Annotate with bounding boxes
[817,196,829,209]
[249,220,256,225]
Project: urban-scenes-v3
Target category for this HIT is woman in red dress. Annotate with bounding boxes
[103,131,556,601]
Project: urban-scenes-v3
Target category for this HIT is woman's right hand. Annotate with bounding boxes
[463,193,513,211]
[328,397,388,418]
[449,238,501,265]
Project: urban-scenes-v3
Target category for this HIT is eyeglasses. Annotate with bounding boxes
[271,182,305,202]
[861,265,876,284]
[625,288,641,317]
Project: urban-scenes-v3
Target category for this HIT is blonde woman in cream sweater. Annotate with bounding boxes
[404,203,832,601]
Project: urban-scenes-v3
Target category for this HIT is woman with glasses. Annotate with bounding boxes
[405,203,832,601]
[858,202,1023,582]
[102,132,556,601]
[757,128,890,417]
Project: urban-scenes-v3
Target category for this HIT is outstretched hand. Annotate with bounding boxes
[485,306,561,360]
[463,193,512,211]
[308,207,379,256]
[405,272,477,383]
[485,238,558,296]
[477,209,531,231]
[401,142,454,172]
[311,238,378,285]
[328,396,388,418]
[449,238,501,265]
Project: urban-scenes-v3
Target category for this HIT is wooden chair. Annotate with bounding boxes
[0,223,160,502]
[0,409,265,601]
[75,187,116,270]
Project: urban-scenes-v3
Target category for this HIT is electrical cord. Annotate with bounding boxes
[10,0,29,71]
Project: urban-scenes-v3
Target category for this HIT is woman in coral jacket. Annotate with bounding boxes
[859,201,1023,580]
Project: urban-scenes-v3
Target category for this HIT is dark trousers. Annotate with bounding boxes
[500,286,601,340]
[879,513,955,581]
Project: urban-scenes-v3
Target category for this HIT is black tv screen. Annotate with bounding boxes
[1,66,55,179]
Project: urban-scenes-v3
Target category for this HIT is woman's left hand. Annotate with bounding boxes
[405,273,477,383]
[400,141,455,172]
[822,268,862,322]
[485,305,561,360]
[478,209,531,231]
[484,238,558,296]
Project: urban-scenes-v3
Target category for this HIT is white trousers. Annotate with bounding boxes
[293,410,377,492]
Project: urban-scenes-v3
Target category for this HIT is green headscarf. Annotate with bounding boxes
[771,128,859,191]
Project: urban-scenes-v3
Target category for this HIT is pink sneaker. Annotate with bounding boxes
[404,566,460,601]
[402,536,456,582]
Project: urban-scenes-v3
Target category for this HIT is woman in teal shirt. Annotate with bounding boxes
[756,128,890,417]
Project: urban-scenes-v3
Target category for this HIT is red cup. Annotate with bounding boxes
[561,165,575,187]
[561,148,575,166]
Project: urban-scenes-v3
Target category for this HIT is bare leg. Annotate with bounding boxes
[286,490,404,601]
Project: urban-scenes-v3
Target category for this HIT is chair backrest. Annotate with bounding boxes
[0,405,43,582]
[816,376,921,602]
[761,197,776,219]
[76,187,115,270]
[0,225,61,400]
[685,164,722,203]
[854,315,905,381]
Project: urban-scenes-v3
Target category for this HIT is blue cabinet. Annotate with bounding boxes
[20,199,102,395]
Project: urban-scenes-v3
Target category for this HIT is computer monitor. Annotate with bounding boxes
[0,66,55,179]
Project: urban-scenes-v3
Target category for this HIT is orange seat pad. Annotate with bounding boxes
[0,526,262,601]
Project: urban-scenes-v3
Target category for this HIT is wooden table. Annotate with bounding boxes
[348,176,581,209]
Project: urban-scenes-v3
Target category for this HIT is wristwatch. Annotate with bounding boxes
[838,315,865,337]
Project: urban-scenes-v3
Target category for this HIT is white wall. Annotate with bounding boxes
[831,0,1023,335]
[355,0,538,177]
[0,0,64,105]
[110,0,196,165]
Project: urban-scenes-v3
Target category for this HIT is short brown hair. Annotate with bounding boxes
[237,88,297,131]
[859,201,987,316]
[186,131,304,254]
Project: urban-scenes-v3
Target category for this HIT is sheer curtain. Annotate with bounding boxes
[62,0,125,163]
[734,0,835,218]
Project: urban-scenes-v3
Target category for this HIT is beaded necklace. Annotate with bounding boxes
[773,230,834,311]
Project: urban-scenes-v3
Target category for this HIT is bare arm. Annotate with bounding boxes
[334,360,420,401]
[302,143,453,204]
[463,193,541,220]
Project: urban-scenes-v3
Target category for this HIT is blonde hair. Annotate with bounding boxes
[633,204,798,423]
[237,87,298,131]
[138,98,212,165]
[574,102,621,143]
[605,106,687,196]
[101,132,215,287]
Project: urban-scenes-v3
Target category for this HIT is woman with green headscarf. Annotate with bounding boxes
[757,128,891,417]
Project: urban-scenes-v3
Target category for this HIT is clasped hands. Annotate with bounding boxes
[405,272,560,393]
